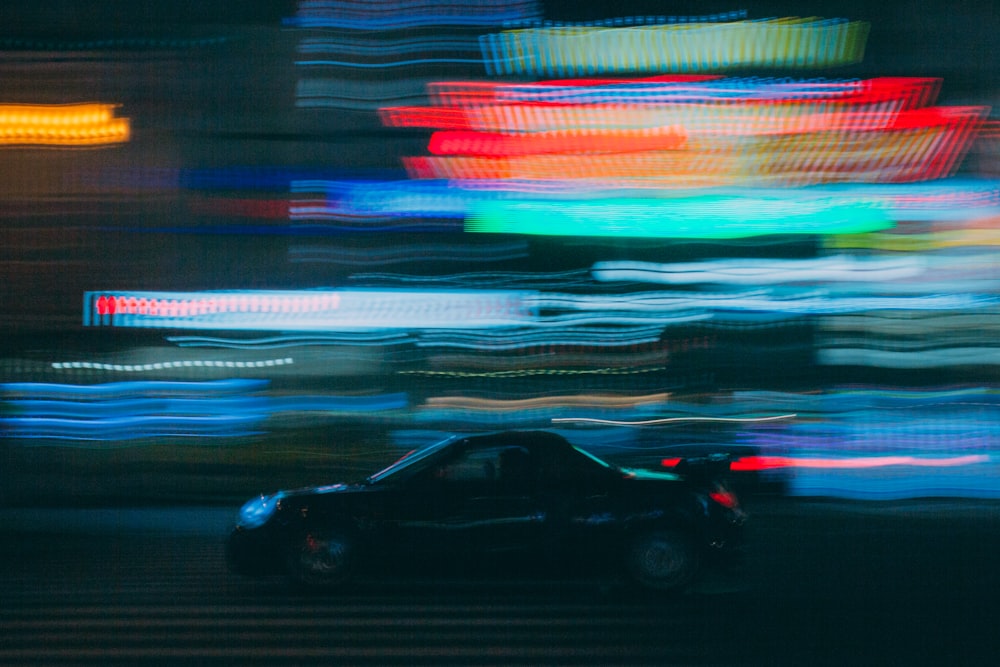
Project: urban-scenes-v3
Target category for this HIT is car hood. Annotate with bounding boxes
[272,482,372,500]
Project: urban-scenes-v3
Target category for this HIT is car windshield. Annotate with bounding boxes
[572,445,615,470]
[365,435,459,484]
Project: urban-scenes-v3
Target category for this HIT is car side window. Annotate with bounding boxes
[427,444,535,492]
[435,446,501,483]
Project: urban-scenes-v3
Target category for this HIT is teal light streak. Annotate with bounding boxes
[467,197,893,239]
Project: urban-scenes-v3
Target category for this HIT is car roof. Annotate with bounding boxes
[462,430,572,448]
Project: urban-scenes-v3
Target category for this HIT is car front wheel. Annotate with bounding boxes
[625,529,699,593]
[286,529,356,590]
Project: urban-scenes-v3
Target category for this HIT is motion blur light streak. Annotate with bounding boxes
[553,414,798,426]
[286,0,540,110]
[1,379,271,441]
[0,36,231,51]
[401,113,987,185]
[414,393,678,426]
[83,287,997,334]
[0,103,129,146]
[287,179,1000,223]
[400,366,667,378]
[818,310,1000,336]
[414,325,668,349]
[479,17,871,75]
[816,347,1000,368]
[730,454,990,470]
[0,0,997,514]
[383,74,987,191]
[296,77,443,110]
[591,256,927,285]
[466,198,893,238]
[84,289,536,330]
[50,358,294,372]
[285,0,542,29]
[298,36,484,57]
[348,269,593,289]
[0,415,268,441]
[825,227,1000,250]
[387,101,958,137]
[427,128,687,156]
[0,379,269,399]
[2,379,409,441]
[167,333,412,349]
[288,240,530,265]
[425,392,672,409]
[426,75,935,105]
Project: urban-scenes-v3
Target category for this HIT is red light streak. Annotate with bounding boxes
[94,293,344,318]
[402,151,729,183]
[378,105,473,130]
[427,75,725,105]
[709,489,739,509]
[188,197,290,219]
[729,455,989,471]
[428,128,686,157]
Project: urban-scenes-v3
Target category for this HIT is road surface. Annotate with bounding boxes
[2,498,999,665]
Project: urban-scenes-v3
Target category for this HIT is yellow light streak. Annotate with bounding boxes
[0,103,130,146]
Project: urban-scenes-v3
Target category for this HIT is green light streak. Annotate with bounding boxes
[467,197,893,239]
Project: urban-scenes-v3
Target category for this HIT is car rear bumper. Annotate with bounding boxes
[703,511,747,567]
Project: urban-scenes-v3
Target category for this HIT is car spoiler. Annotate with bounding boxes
[663,452,735,481]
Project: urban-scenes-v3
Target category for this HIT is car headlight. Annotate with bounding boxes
[237,492,283,529]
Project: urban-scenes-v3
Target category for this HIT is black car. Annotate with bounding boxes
[227,430,746,592]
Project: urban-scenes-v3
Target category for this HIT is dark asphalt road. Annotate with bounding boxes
[2,498,1000,666]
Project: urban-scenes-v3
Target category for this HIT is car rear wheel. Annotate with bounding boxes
[626,529,699,593]
[286,529,355,589]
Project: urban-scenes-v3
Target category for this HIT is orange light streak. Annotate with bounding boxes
[0,103,130,146]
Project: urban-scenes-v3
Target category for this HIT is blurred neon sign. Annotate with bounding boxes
[480,17,871,75]
[0,103,130,146]
[84,289,536,330]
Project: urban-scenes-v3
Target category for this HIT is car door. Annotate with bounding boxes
[392,441,546,556]
[531,442,620,562]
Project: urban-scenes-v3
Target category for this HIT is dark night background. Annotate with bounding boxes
[1,1,999,664]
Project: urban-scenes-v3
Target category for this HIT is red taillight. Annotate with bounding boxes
[730,455,791,471]
[709,488,739,510]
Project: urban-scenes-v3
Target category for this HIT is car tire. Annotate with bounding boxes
[625,529,699,593]
[285,528,356,590]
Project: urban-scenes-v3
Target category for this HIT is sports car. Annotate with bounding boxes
[226,430,746,592]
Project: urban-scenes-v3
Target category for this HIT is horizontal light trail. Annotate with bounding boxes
[0,103,130,146]
[466,197,892,238]
[817,347,1000,368]
[592,256,926,285]
[81,285,999,334]
[285,0,542,29]
[166,333,413,349]
[427,76,939,108]
[289,178,1000,224]
[84,289,536,331]
[51,358,294,371]
[289,240,530,265]
[731,455,990,470]
[0,379,267,399]
[480,17,871,75]
[553,414,797,426]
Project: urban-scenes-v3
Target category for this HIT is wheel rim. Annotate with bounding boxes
[294,532,352,584]
[640,539,685,579]
[630,532,695,590]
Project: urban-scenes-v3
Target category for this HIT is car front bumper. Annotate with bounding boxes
[226,526,284,577]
